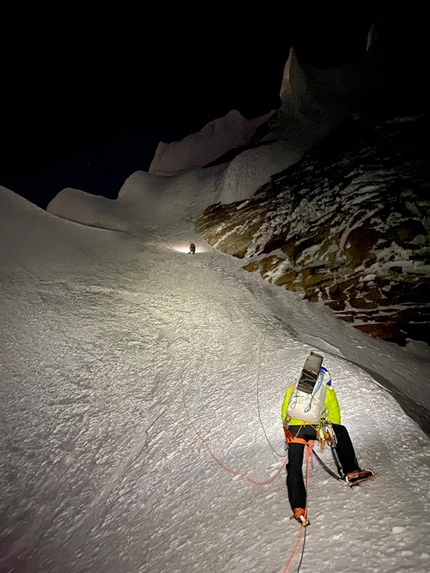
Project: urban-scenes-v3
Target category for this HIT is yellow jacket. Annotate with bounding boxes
[281,384,341,426]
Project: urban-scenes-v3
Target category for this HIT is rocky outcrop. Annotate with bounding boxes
[196,90,430,346]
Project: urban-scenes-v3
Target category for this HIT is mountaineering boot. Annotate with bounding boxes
[293,508,310,527]
[345,469,376,486]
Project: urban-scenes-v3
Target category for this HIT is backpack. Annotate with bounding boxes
[287,353,328,423]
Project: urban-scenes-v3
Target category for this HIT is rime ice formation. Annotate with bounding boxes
[47,163,268,232]
[148,109,273,175]
[46,17,387,230]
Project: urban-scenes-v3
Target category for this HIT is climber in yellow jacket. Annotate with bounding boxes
[282,365,374,526]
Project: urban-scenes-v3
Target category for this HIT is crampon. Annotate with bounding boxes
[345,469,376,486]
[292,508,310,527]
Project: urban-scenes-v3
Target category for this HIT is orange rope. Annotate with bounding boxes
[181,318,312,572]
[281,525,304,573]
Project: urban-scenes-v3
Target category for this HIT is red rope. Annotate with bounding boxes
[180,346,288,485]
[281,525,304,573]
[181,316,311,572]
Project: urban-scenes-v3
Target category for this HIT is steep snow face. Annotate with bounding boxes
[146,42,382,192]
[44,4,430,350]
[196,99,430,347]
[256,44,380,152]
[148,109,273,175]
[46,18,394,232]
[46,163,255,231]
[47,139,305,228]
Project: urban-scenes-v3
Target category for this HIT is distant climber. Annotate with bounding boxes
[282,355,375,527]
[189,243,196,254]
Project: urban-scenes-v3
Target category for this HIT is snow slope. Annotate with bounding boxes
[1,184,430,573]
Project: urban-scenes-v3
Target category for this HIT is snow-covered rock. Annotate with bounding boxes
[196,87,430,346]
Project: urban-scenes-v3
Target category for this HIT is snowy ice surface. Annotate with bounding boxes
[1,180,430,573]
[148,109,273,175]
[48,135,306,227]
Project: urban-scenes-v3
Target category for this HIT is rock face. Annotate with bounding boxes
[196,87,430,346]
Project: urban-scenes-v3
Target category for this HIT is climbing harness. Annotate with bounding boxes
[284,421,346,482]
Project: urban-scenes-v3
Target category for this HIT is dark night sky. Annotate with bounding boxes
[0,2,395,208]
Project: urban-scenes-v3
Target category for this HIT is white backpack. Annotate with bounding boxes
[287,370,328,423]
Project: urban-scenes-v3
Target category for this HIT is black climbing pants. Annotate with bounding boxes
[286,424,360,511]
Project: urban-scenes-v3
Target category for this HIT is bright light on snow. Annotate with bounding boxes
[1,180,429,573]
[170,244,208,254]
